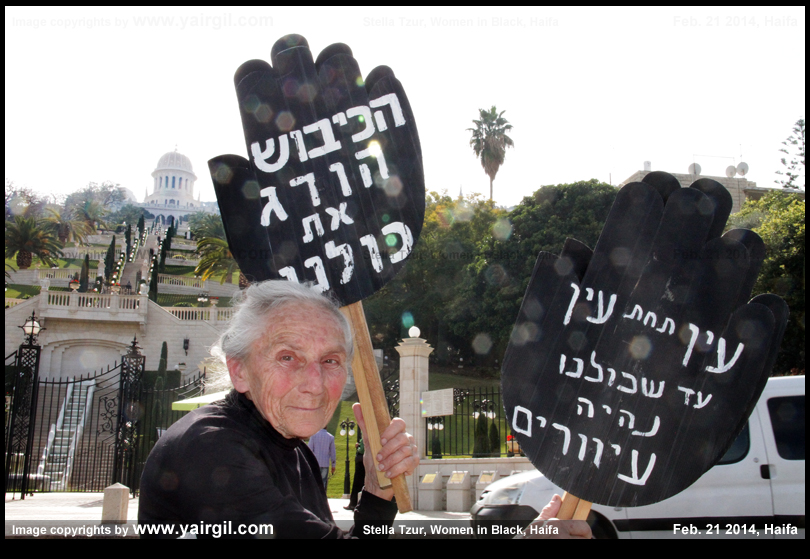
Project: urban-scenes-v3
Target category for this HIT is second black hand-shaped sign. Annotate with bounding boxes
[209,34,424,306]
[502,172,788,507]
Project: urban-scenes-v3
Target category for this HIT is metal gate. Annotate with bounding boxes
[5,335,205,496]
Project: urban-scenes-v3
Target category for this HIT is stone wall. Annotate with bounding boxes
[5,296,222,380]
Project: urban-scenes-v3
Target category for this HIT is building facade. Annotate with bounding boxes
[618,164,804,214]
[140,149,219,225]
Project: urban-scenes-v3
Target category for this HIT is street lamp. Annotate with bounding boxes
[19,311,44,345]
[339,418,356,496]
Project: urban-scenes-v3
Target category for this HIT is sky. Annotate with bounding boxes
[5,6,806,209]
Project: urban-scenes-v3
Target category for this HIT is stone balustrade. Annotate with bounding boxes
[36,290,148,324]
[38,269,85,281]
[60,248,113,260]
[158,274,204,288]
[156,274,238,297]
[164,306,233,325]
[165,307,210,321]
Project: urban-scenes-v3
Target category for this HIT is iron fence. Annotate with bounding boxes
[5,349,205,495]
[424,387,517,458]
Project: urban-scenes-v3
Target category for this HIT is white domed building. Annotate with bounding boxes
[141,149,219,224]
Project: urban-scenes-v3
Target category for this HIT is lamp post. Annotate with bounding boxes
[6,312,45,499]
[427,417,444,458]
[20,311,44,345]
[339,418,356,496]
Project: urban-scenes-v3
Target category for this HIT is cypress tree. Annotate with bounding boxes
[472,409,490,458]
[105,235,116,281]
[159,240,167,273]
[79,254,89,292]
[149,264,159,302]
[157,341,168,376]
[489,422,501,457]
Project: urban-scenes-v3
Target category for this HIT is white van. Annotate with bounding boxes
[471,375,805,538]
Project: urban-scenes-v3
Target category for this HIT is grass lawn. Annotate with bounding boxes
[6,283,42,299]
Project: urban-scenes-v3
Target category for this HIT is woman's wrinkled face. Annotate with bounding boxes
[229,302,349,439]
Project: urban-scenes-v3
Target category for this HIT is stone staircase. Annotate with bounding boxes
[37,381,95,490]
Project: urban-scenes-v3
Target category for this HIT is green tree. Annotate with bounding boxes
[468,106,514,201]
[125,224,132,257]
[449,179,618,362]
[137,214,145,238]
[431,432,442,459]
[104,235,116,281]
[4,216,63,269]
[364,192,503,356]
[157,341,168,377]
[728,191,805,373]
[188,212,225,240]
[43,207,90,245]
[775,118,805,190]
[72,199,108,233]
[489,421,501,457]
[64,181,125,213]
[149,264,159,302]
[194,237,243,286]
[108,204,153,230]
[159,238,168,273]
[472,409,490,457]
[79,254,90,292]
[5,181,50,220]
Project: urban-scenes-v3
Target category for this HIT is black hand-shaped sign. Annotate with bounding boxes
[501,172,788,507]
[209,35,424,305]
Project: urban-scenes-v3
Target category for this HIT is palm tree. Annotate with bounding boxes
[5,216,64,269]
[72,200,108,233]
[194,237,247,287]
[43,207,91,245]
[189,213,225,240]
[192,213,249,288]
[468,106,514,201]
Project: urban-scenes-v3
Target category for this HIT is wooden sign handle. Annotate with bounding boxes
[558,492,592,521]
[341,301,413,514]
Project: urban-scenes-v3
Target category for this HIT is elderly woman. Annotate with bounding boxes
[138,280,419,538]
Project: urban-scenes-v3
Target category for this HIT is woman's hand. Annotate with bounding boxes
[352,403,419,501]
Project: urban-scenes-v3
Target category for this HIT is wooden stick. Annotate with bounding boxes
[341,301,413,514]
[559,492,592,521]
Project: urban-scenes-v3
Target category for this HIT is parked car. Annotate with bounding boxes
[471,375,805,538]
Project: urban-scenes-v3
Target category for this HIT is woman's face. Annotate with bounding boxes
[229,302,349,439]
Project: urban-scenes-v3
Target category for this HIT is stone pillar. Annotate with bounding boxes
[395,328,432,510]
[38,279,50,314]
[101,483,130,524]
[208,297,219,325]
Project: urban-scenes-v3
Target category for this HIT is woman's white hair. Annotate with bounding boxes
[206,280,353,391]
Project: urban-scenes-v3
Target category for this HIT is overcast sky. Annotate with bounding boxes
[5,6,806,208]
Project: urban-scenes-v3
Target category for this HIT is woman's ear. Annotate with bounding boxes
[227,356,251,394]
